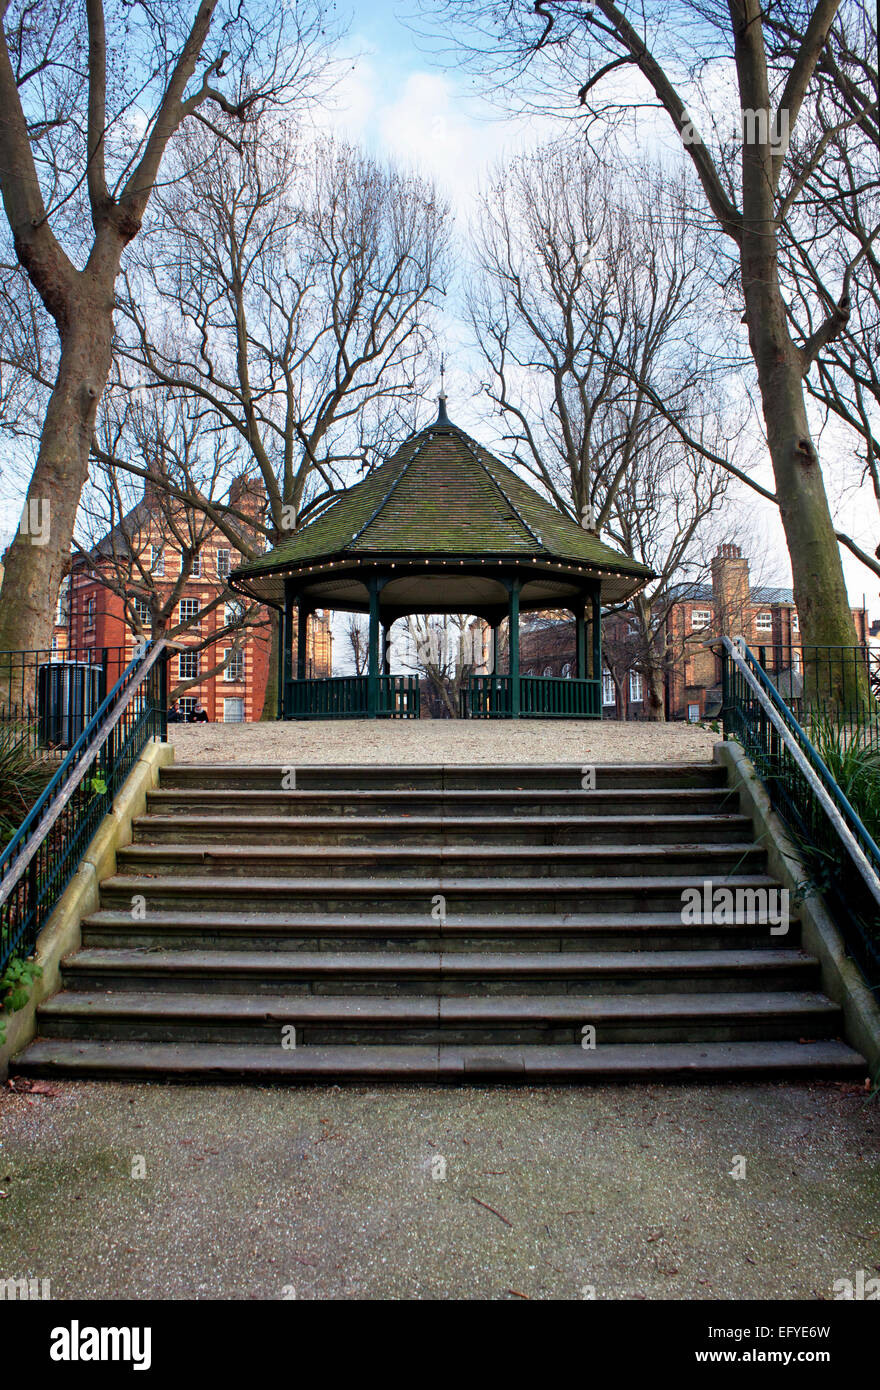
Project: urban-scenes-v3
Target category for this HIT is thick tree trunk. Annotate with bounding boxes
[747,314,864,706]
[644,663,666,721]
[732,0,864,709]
[634,597,666,721]
[0,285,114,654]
[260,613,280,720]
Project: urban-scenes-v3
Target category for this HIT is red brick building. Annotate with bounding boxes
[514,544,869,721]
[60,474,332,722]
[664,544,869,721]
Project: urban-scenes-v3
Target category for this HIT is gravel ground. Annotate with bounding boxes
[1,1079,877,1300]
[169,719,721,765]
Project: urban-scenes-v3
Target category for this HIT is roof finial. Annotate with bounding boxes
[437,356,449,424]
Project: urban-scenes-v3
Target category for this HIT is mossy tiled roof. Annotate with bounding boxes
[234,412,652,582]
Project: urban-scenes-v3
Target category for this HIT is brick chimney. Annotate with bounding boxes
[711,543,750,636]
[228,472,265,508]
[143,457,165,507]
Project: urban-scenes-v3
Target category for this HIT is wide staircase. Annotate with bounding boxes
[13,761,866,1081]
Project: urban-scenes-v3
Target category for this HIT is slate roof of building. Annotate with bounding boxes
[665,583,796,606]
[233,405,653,584]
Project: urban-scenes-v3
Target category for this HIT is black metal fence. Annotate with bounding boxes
[0,643,167,976]
[752,643,880,745]
[721,638,880,989]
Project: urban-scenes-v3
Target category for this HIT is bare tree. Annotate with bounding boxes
[422,0,875,701]
[74,394,269,698]
[778,3,880,576]
[345,616,368,676]
[403,614,480,718]
[0,0,332,653]
[117,130,451,536]
[469,144,732,718]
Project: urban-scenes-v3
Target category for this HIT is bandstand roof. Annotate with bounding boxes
[230,401,653,614]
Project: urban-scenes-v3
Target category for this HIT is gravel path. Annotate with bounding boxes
[0,1079,876,1300]
[169,719,721,765]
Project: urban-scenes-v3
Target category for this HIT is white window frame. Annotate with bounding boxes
[223,697,245,723]
[602,668,615,707]
[85,597,95,629]
[150,545,165,576]
[189,552,201,579]
[178,649,200,682]
[791,612,799,632]
[629,670,643,702]
[132,596,151,627]
[691,609,712,631]
[179,597,201,628]
[216,548,231,581]
[224,648,245,682]
[224,600,244,627]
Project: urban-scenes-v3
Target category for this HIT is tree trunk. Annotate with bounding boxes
[260,612,280,720]
[732,0,865,710]
[634,597,666,721]
[0,285,114,654]
[644,663,666,721]
[745,281,863,704]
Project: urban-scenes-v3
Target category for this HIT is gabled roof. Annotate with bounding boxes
[234,405,653,590]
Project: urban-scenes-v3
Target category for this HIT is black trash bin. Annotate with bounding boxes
[37,661,103,749]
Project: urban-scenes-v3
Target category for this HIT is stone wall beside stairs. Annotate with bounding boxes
[0,740,175,1079]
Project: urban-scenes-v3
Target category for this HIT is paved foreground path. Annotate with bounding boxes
[1,1080,877,1299]
[169,719,719,764]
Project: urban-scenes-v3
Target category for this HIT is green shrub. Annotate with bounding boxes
[807,711,880,845]
[0,956,42,1046]
[0,727,54,849]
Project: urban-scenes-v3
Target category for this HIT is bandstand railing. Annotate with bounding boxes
[285,674,420,719]
[461,674,601,719]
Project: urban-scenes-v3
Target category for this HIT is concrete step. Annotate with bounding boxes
[114,841,765,881]
[16,757,859,1085]
[81,908,798,952]
[35,989,841,1045]
[159,761,729,792]
[14,1038,866,1083]
[145,786,739,818]
[131,812,755,848]
[98,872,783,916]
[63,946,819,996]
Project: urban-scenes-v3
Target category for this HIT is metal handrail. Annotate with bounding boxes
[720,635,880,916]
[0,641,166,911]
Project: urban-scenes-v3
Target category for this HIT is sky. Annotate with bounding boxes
[319,1,552,439]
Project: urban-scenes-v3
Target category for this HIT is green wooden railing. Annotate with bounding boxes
[285,674,420,719]
[720,636,880,989]
[461,674,601,719]
[0,641,167,975]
